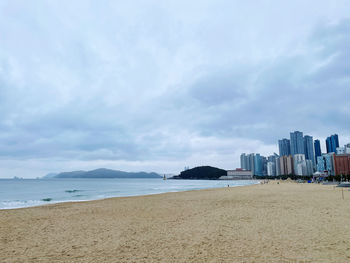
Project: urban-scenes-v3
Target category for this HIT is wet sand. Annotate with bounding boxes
[1,181,350,262]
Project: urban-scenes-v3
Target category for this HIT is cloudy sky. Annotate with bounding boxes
[0,1,350,178]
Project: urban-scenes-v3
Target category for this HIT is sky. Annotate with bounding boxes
[0,0,350,178]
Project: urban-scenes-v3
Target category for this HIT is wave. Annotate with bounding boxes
[0,200,47,209]
[65,189,83,193]
[0,198,91,209]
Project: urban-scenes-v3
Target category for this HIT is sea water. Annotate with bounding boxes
[0,178,257,209]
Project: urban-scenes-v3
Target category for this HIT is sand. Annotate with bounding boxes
[1,181,350,263]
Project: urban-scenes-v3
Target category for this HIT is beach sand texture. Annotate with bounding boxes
[1,182,350,263]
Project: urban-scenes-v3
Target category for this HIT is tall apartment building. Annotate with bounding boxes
[304,135,315,166]
[316,153,335,176]
[279,155,294,176]
[240,153,255,172]
[278,139,291,156]
[294,154,307,176]
[262,156,268,176]
[266,154,278,176]
[290,131,305,155]
[326,134,339,153]
[314,139,322,163]
[247,153,255,172]
[275,157,281,176]
[267,162,276,176]
[305,160,314,176]
[240,153,248,170]
[254,154,263,176]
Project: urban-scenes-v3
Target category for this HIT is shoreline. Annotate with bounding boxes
[1,181,350,262]
[0,180,260,211]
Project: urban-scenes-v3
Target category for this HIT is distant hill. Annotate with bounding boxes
[174,166,227,180]
[51,168,162,179]
[43,173,58,179]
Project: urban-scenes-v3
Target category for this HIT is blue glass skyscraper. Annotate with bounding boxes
[254,154,263,176]
[290,131,305,155]
[326,134,339,153]
[304,135,315,166]
[317,153,335,175]
[326,137,331,153]
[240,153,248,170]
[314,140,321,163]
[240,153,255,172]
[278,139,291,156]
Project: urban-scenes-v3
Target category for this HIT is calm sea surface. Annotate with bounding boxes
[0,178,258,209]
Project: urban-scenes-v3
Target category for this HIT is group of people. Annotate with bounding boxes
[260,180,270,184]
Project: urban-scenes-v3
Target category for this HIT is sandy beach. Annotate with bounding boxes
[1,181,350,263]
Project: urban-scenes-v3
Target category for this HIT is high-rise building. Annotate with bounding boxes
[294,154,307,176]
[305,160,314,176]
[262,156,268,176]
[314,140,322,163]
[254,154,263,176]
[267,162,276,176]
[304,135,315,166]
[326,134,339,153]
[326,137,331,153]
[279,155,294,176]
[267,154,278,164]
[240,153,248,170]
[278,139,291,156]
[240,153,255,172]
[316,153,335,175]
[275,158,281,176]
[290,131,305,155]
[247,153,255,172]
[266,154,278,176]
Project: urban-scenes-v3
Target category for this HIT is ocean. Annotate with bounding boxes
[0,178,257,209]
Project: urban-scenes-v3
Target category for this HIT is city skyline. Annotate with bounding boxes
[1,1,350,178]
[240,130,350,177]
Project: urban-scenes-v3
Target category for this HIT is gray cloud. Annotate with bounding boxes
[185,18,350,143]
[0,1,350,177]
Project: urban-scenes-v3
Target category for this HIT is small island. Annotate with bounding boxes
[172,166,227,180]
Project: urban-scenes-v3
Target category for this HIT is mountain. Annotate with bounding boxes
[43,173,59,179]
[53,168,162,179]
[174,166,227,180]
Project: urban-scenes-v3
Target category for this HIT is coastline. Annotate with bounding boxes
[1,181,350,262]
[0,179,259,210]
